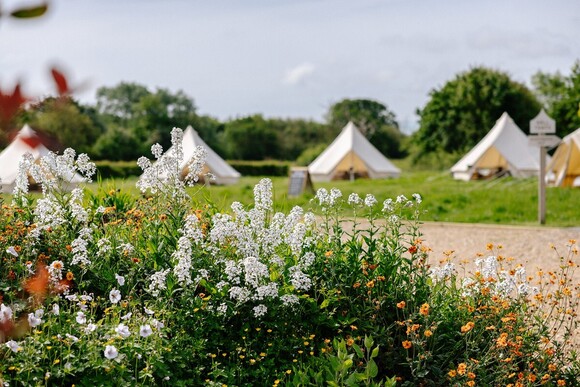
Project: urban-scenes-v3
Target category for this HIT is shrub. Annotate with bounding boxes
[0,129,578,386]
[228,160,291,176]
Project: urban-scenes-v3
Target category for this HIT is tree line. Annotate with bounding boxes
[2,61,579,167]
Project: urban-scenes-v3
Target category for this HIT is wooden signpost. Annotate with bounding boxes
[287,167,314,197]
[528,109,559,224]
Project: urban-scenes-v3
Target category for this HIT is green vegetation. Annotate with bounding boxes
[1,147,578,385]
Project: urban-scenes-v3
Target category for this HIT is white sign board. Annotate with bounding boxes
[528,134,560,148]
[530,109,556,134]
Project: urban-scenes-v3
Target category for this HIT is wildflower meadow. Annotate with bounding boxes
[0,127,579,386]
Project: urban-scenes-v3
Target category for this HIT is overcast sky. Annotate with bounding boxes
[1,0,579,132]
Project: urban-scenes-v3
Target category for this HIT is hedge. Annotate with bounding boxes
[94,160,292,179]
[228,160,291,176]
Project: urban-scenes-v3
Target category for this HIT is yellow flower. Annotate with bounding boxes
[424,330,433,337]
[448,370,457,378]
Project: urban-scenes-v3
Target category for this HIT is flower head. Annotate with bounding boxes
[104,345,118,360]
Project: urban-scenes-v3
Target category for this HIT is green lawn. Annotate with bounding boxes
[85,172,580,227]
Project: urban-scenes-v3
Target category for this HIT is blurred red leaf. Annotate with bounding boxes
[23,263,49,306]
[51,67,70,96]
[10,3,48,19]
[0,83,27,131]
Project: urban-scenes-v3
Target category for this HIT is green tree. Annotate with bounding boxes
[414,67,541,157]
[532,60,580,136]
[95,82,200,156]
[223,115,279,160]
[24,97,104,155]
[326,98,406,158]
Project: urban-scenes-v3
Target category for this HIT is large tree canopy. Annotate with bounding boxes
[414,67,541,156]
[532,60,580,136]
[326,98,406,158]
[95,82,199,156]
[24,97,104,155]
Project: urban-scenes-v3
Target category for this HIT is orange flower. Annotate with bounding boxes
[66,271,74,281]
[366,280,375,288]
[468,372,476,379]
[419,303,429,316]
[448,370,457,378]
[461,321,475,333]
[466,381,475,387]
[457,363,467,375]
[557,380,566,386]
[396,301,406,309]
[424,329,433,337]
[324,251,333,257]
[402,340,412,349]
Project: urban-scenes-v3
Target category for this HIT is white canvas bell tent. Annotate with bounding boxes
[450,112,544,181]
[0,124,84,192]
[163,125,241,185]
[308,121,400,182]
[546,128,580,187]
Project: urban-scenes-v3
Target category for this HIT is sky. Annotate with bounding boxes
[1,0,579,133]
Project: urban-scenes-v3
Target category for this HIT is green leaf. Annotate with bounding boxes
[371,345,379,359]
[10,3,48,18]
[352,343,363,358]
[343,358,353,369]
[364,335,374,349]
[367,359,378,378]
[320,298,330,309]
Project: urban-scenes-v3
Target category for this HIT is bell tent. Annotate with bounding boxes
[546,128,580,187]
[308,121,400,182]
[0,124,84,192]
[450,112,543,181]
[163,125,240,185]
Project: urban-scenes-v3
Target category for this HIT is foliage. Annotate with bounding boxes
[95,82,200,158]
[22,97,104,155]
[94,161,143,179]
[228,160,291,177]
[0,130,579,386]
[223,115,280,160]
[414,66,542,158]
[532,60,580,136]
[326,98,407,158]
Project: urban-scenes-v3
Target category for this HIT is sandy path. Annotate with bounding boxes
[418,222,580,281]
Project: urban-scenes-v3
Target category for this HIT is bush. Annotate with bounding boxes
[229,160,291,176]
[1,129,578,386]
[95,160,142,179]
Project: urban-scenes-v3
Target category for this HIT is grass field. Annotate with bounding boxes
[85,171,580,227]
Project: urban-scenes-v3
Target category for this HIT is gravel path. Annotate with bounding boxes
[418,222,580,281]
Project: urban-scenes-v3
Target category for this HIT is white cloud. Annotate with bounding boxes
[282,63,316,85]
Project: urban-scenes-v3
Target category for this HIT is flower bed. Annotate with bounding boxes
[0,128,578,386]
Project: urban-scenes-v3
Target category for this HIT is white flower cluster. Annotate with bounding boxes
[148,269,171,297]
[13,148,95,197]
[460,256,539,298]
[136,127,208,196]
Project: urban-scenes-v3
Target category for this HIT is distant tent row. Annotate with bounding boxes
[2,116,580,191]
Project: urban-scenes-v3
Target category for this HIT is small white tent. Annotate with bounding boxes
[450,112,543,180]
[0,124,84,192]
[308,121,400,182]
[546,128,580,187]
[173,125,240,185]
